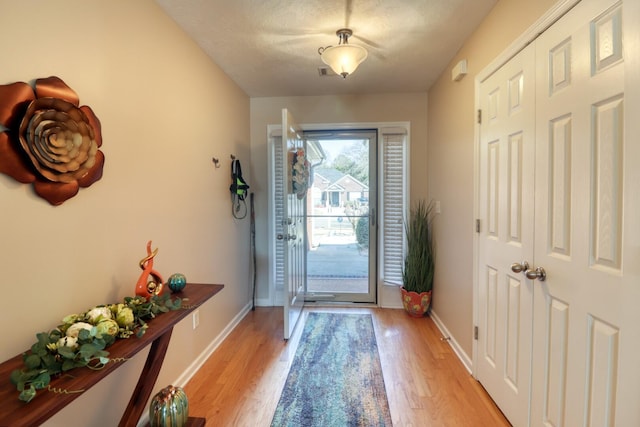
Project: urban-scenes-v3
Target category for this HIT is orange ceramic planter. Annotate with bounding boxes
[400,287,432,317]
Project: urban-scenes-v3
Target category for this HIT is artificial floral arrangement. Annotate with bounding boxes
[10,293,183,403]
[291,148,309,199]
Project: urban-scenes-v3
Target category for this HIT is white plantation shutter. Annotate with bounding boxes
[380,129,408,286]
[273,137,285,294]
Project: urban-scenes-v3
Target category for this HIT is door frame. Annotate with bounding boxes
[472,0,581,376]
[267,121,410,309]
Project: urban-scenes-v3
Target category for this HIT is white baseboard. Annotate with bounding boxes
[254,297,273,307]
[429,309,473,374]
[137,301,253,427]
[174,301,253,386]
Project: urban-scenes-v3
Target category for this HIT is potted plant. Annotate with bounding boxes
[401,199,436,317]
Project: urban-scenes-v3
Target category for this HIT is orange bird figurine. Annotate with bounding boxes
[135,240,165,298]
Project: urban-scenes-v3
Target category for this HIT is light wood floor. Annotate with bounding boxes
[185,307,511,426]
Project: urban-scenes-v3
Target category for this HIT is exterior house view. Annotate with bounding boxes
[312,168,369,209]
[0,0,638,426]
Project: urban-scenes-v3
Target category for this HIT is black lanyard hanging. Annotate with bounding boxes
[230,159,250,219]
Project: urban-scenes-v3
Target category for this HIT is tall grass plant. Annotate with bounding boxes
[402,200,435,293]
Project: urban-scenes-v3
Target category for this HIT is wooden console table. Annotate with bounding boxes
[0,283,223,427]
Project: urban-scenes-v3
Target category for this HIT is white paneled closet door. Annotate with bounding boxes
[477,0,640,426]
[531,0,640,425]
[477,43,536,427]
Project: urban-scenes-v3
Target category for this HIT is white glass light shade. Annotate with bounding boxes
[320,44,368,78]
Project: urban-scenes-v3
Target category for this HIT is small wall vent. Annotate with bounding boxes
[318,67,337,77]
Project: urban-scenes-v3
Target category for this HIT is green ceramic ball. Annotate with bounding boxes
[167,273,187,293]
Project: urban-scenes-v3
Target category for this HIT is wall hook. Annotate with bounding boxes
[212,157,220,168]
[230,154,236,161]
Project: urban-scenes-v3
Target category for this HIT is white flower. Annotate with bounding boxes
[57,336,78,348]
[86,306,113,324]
[66,322,94,338]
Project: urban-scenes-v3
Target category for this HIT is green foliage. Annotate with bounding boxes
[331,141,369,185]
[344,200,368,236]
[10,293,184,403]
[402,200,436,293]
[356,216,369,248]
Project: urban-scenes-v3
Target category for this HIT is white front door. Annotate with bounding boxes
[281,108,306,340]
[477,42,536,427]
[531,0,640,425]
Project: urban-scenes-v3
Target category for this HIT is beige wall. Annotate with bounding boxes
[250,93,428,305]
[428,0,558,359]
[0,0,568,421]
[0,1,250,425]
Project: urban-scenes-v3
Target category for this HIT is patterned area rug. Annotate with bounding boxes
[271,312,392,426]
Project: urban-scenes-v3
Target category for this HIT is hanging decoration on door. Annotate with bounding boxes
[290,148,309,199]
[0,76,105,205]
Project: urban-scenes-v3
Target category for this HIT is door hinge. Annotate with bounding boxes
[477,109,482,124]
[475,219,480,233]
[474,325,479,340]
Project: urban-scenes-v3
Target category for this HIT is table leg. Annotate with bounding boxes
[118,328,174,427]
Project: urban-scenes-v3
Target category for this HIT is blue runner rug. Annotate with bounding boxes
[271,312,393,426]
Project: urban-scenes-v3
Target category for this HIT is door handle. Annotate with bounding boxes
[277,233,296,241]
[525,267,546,281]
[510,261,530,273]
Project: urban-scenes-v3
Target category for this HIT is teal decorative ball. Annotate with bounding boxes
[167,273,187,293]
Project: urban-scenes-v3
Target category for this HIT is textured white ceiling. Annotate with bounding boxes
[155,0,496,97]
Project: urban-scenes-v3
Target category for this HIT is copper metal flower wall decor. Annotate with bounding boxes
[0,76,104,205]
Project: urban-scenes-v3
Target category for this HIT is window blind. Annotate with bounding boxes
[380,131,407,286]
[273,137,285,293]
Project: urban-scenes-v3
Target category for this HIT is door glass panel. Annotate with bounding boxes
[305,132,376,302]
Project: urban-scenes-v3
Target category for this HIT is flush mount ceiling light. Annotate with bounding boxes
[318,28,368,78]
